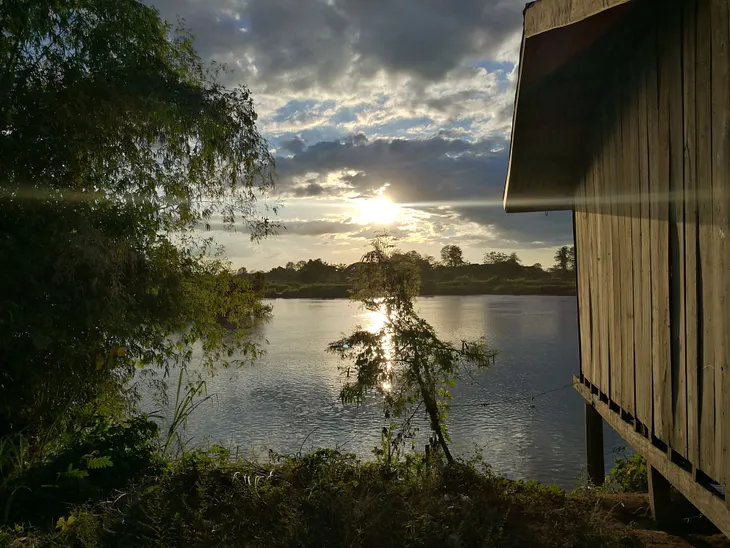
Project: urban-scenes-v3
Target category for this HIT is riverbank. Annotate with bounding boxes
[264,278,576,299]
[2,444,633,547]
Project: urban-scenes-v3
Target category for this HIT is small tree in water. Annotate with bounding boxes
[328,235,497,464]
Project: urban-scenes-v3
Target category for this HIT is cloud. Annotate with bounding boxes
[291,183,326,197]
[146,0,523,89]
[273,135,573,247]
[282,219,356,236]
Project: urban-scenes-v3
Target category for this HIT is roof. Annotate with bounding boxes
[503,0,636,212]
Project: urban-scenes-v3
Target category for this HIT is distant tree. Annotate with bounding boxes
[552,246,576,273]
[482,251,510,265]
[440,245,465,267]
[508,252,521,265]
[531,263,543,270]
[568,246,576,271]
[237,267,248,276]
[285,261,296,270]
[329,235,496,464]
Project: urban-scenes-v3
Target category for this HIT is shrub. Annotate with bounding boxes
[605,448,648,492]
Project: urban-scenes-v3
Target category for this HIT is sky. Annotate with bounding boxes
[147,0,574,271]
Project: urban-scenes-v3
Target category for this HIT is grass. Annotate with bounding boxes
[3,447,636,548]
[264,278,576,299]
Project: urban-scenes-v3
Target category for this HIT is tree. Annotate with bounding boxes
[508,252,521,265]
[285,261,296,270]
[440,245,465,267]
[329,236,496,464]
[0,0,275,442]
[553,246,575,272]
[531,263,543,270]
[482,251,509,265]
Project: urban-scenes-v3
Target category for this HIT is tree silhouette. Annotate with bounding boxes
[440,245,465,267]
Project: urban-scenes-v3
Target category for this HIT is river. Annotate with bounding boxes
[143,295,623,488]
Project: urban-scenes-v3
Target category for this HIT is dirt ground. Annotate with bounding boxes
[601,493,730,548]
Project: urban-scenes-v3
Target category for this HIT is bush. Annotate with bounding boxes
[41,449,634,548]
[1,415,164,528]
[605,448,648,492]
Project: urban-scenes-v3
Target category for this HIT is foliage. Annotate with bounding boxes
[604,448,648,493]
[258,248,576,299]
[553,246,576,274]
[11,449,635,548]
[329,236,497,464]
[1,415,163,527]
[0,0,275,449]
[161,368,213,458]
[440,244,466,267]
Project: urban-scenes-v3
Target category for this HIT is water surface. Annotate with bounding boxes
[146,295,622,487]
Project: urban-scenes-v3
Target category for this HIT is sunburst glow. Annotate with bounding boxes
[355,196,400,225]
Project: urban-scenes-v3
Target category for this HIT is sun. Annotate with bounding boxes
[355,196,400,225]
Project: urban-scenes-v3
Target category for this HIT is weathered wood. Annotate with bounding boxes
[595,123,610,395]
[575,378,730,538]
[610,94,624,408]
[624,73,636,418]
[710,0,730,490]
[574,200,592,383]
[649,23,671,442]
[586,165,600,391]
[636,41,653,430]
[603,102,620,405]
[683,0,700,468]
[629,61,643,425]
[648,465,675,526]
[524,0,631,38]
[696,0,717,481]
[585,402,605,486]
[667,0,687,458]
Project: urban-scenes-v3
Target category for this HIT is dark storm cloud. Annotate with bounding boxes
[275,136,574,246]
[146,0,523,89]
[292,183,326,197]
[279,136,307,155]
[341,0,521,80]
[283,219,356,236]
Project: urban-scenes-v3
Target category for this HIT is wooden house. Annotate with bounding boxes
[503,0,730,534]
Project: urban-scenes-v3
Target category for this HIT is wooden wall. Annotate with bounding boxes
[573,0,729,485]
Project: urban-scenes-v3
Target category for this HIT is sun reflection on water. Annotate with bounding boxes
[362,301,394,392]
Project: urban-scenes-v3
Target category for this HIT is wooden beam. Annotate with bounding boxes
[574,377,730,538]
[648,465,675,526]
[586,402,605,486]
[524,0,633,38]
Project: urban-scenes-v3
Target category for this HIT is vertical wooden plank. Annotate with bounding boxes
[628,64,646,424]
[637,38,654,430]
[683,0,700,467]
[601,101,611,400]
[592,129,604,394]
[697,0,716,480]
[593,128,610,396]
[668,0,688,459]
[621,73,636,417]
[576,183,592,383]
[585,166,599,391]
[609,91,623,408]
[650,20,671,443]
[710,0,730,489]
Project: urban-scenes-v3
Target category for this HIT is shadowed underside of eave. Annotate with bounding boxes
[503,0,637,212]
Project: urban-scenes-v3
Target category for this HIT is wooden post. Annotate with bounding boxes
[586,403,605,486]
[648,465,674,526]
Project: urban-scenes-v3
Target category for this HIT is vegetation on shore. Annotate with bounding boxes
[1,438,635,548]
[241,246,577,299]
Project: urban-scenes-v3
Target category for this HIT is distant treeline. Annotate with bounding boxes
[238,245,577,299]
